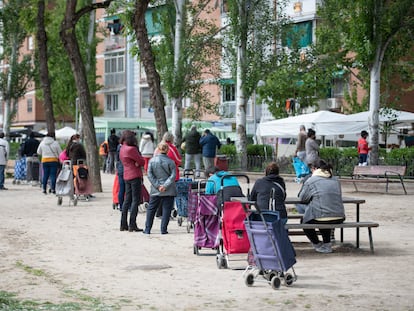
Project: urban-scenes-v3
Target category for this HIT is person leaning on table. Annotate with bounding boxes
[298,159,345,254]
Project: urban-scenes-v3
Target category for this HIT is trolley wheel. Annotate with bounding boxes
[177,217,183,227]
[270,276,281,290]
[143,202,149,210]
[186,223,191,233]
[265,272,277,282]
[12,180,16,185]
[245,273,255,287]
[57,197,63,206]
[284,273,294,286]
[112,203,116,210]
[171,209,178,218]
[73,196,78,206]
[193,245,197,255]
[216,255,227,269]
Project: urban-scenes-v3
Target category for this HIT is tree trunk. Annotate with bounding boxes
[368,48,382,165]
[36,0,56,135]
[133,0,168,142]
[235,0,248,170]
[60,0,102,192]
[171,0,185,145]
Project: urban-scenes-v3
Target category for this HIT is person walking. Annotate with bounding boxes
[144,142,177,235]
[358,130,370,166]
[67,134,86,166]
[37,132,62,194]
[139,131,155,174]
[119,130,145,232]
[305,128,319,167]
[295,125,307,162]
[183,125,202,177]
[107,128,119,174]
[298,159,345,253]
[199,129,221,175]
[0,132,9,190]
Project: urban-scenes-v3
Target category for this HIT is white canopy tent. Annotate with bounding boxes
[256,110,366,139]
[344,108,414,128]
[55,126,77,141]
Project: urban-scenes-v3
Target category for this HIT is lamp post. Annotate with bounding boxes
[254,80,265,143]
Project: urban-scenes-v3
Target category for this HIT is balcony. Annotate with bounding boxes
[104,72,125,89]
[104,35,125,52]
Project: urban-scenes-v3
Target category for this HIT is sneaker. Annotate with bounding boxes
[0,187,8,190]
[315,243,333,254]
[312,242,323,250]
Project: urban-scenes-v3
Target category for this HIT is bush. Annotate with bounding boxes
[247,144,273,156]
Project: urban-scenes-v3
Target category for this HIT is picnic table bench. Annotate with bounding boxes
[285,219,379,253]
[340,165,407,194]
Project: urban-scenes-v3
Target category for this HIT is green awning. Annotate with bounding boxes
[219,78,235,85]
[104,15,120,21]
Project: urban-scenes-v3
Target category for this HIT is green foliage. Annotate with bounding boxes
[319,147,342,162]
[246,144,273,156]
[219,144,237,156]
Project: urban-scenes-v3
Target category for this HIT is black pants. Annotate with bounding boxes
[303,219,344,244]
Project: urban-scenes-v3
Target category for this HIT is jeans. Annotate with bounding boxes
[117,172,125,210]
[0,165,5,188]
[121,177,141,229]
[145,195,174,234]
[203,157,215,176]
[107,151,116,173]
[42,162,58,192]
[185,153,202,177]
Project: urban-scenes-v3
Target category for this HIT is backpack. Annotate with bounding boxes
[77,167,88,179]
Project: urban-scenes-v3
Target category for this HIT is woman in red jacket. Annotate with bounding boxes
[160,131,182,181]
[119,130,145,232]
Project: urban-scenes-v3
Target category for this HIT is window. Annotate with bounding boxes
[141,88,151,109]
[104,52,125,86]
[223,84,235,102]
[284,21,313,48]
[27,98,33,113]
[106,94,119,111]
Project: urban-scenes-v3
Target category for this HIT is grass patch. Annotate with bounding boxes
[15,261,48,277]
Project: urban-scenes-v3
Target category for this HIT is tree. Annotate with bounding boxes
[60,0,113,192]
[156,0,221,144]
[0,0,36,138]
[127,0,168,142]
[223,0,289,169]
[316,0,414,164]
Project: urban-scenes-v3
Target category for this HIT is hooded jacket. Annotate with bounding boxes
[199,133,221,158]
[250,174,287,218]
[119,144,145,181]
[298,170,345,223]
[37,137,62,163]
[139,134,155,157]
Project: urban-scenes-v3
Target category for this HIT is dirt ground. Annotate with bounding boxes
[0,173,413,311]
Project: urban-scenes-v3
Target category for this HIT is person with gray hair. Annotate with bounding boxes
[182,125,202,177]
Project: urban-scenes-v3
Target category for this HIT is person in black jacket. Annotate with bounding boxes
[107,128,119,174]
[23,132,40,183]
[183,125,202,177]
[249,162,287,220]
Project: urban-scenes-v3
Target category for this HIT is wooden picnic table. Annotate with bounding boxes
[285,197,366,248]
[232,196,368,249]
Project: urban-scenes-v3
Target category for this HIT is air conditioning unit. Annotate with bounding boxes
[326,98,342,109]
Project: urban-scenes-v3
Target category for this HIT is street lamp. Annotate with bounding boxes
[253,80,265,144]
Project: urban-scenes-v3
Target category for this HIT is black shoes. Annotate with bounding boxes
[128,226,143,232]
[120,226,128,231]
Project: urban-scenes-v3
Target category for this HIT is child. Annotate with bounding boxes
[357,130,370,166]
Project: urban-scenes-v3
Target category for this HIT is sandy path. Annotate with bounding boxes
[0,174,413,310]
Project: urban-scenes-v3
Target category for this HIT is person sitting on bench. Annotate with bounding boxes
[298,159,345,254]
